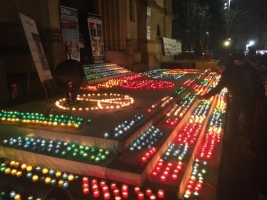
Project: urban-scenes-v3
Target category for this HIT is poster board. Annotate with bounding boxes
[162,37,182,56]
[147,7,151,40]
[19,13,52,82]
[87,13,105,63]
[60,6,80,61]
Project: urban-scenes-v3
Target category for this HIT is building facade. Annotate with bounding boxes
[0,0,173,103]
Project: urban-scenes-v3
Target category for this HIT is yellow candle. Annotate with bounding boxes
[16,171,22,177]
[26,165,32,172]
[10,160,15,167]
[68,174,74,181]
[32,175,38,182]
[21,164,27,170]
[45,177,51,184]
[11,169,17,176]
[55,171,61,178]
[5,168,11,174]
[42,168,48,174]
[14,162,20,168]
[14,194,21,200]
[58,180,64,186]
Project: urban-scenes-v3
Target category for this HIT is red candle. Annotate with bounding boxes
[134,186,140,194]
[102,186,109,193]
[83,188,89,195]
[141,157,147,162]
[121,184,128,192]
[152,171,158,178]
[111,182,117,190]
[150,194,156,200]
[83,177,89,184]
[172,174,178,180]
[160,175,166,182]
[122,192,128,199]
[100,180,106,187]
[115,196,122,200]
[138,192,144,200]
[93,190,100,198]
[104,192,110,200]
[146,188,152,196]
[92,185,98,192]
[158,190,164,198]
[113,189,120,196]
[83,183,89,188]
[155,167,161,173]
[91,179,97,185]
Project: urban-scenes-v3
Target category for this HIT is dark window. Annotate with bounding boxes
[129,0,135,22]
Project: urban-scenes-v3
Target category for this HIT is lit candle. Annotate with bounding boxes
[111,182,117,190]
[146,188,152,196]
[115,196,122,200]
[45,177,51,184]
[122,192,128,199]
[100,180,106,187]
[134,186,140,194]
[172,174,178,180]
[93,190,100,198]
[122,184,128,192]
[91,179,97,185]
[113,189,120,196]
[32,175,38,182]
[16,171,22,177]
[103,192,110,200]
[160,175,166,182]
[92,185,98,192]
[83,188,89,195]
[14,194,21,200]
[102,186,108,193]
[150,194,156,200]
[68,174,74,181]
[82,177,88,183]
[21,164,27,170]
[138,192,144,200]
[158,190,164,198]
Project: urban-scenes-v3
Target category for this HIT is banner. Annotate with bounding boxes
[147,7,151,40]
[19,13,52,82]
[60,6,80,61]
[162,37,182,56]
[87,13,105,63]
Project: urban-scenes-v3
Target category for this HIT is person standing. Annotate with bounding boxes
[198,60,254,145]
[55,59,87,103]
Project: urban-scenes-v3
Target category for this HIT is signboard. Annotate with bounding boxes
[19,13,52,82]
[87,13,105,63]
[147,7,151,40]
[60,6,80,61]
[162,37,182,56]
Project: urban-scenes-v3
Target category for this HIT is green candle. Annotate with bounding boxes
[61,151,66,156]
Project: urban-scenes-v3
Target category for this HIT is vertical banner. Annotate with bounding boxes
[60,6,80,61]
[147,7,151,40]
[162,37,182,56]
[87,13,105,63]
[19,13,52,82]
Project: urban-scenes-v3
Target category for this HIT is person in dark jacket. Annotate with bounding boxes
[198,60,255,145]
[55,59,87,103]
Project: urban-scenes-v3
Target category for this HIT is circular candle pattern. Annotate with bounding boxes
[55,93,134,111]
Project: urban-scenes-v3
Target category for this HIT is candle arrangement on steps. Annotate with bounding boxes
[0,111,86,129]
[2,137,112,163]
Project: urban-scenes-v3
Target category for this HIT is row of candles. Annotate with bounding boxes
[55,93,134,111]
[163,69,199,75]
[86,71,120,81]
[149,74,184,80]
[0,190,40,200]
[120,80,174,90]
[3,137,111,163]
[1,160,78,189]
[104,113,144,139]
[0,110,84,128]
[183,82,227,198]
[85,68,115,75]
[129,125,164,152]
[81,177,165,199]
[149,96,174,114]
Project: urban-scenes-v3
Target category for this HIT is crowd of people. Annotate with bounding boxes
[198,50,267,200]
